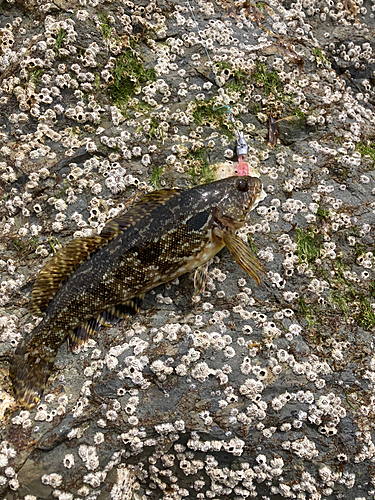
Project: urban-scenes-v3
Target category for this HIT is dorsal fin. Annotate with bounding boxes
[30,236,103,315]
[100,188,181,239]
[30,189,181,315]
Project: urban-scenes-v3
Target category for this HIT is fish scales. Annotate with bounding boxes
[10,176,263,408]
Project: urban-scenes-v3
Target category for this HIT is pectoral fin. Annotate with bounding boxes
[222,230,263,285]
[194,262,209,296]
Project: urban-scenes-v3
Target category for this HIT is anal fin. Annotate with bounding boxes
[67,295,145,351]
[100,295,145,325]
[67,316,102,351]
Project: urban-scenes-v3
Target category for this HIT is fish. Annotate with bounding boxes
[10,176,263,408]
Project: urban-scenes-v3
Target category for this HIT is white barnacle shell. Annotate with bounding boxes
[63,454,75,469]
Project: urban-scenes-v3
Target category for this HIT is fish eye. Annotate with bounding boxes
[237,178,248,192]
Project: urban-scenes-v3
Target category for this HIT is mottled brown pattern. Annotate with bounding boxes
[10,176,262,408]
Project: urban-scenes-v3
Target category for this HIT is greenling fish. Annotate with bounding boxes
[10,176,263,408]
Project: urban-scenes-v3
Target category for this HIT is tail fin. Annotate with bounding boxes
[10,332,57,409]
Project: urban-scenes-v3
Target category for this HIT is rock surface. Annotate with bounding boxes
[1,0,375,498]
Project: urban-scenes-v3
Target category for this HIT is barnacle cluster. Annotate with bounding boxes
[1,0,375,498]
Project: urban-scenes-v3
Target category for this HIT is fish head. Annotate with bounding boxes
[213,176,263,227]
